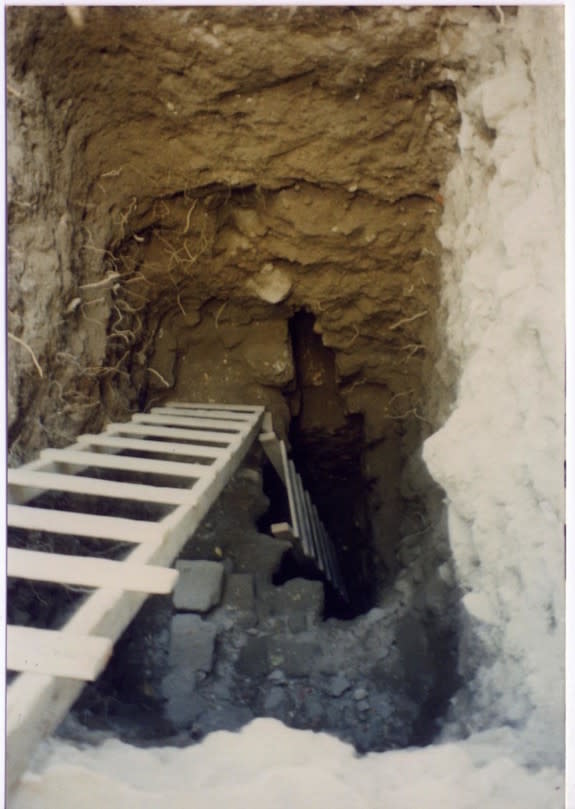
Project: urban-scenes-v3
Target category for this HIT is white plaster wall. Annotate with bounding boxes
[10,8,565,807]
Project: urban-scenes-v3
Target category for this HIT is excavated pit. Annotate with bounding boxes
[276,311,376,617]
[7,6,468,755]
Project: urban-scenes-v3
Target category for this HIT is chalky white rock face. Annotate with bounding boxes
[10,7,565,807]
[423,6,565,770]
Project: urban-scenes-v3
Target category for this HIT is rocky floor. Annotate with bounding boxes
[59,461,458,753]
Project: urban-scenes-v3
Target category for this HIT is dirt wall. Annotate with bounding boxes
[7,5,465,576]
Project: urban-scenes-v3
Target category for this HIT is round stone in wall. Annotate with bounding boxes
[246,264,292,304]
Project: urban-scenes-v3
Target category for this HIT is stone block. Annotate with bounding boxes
[256,578,324,629]
[229,536,289,577]
[173,560,224,613]
[197,705,254,735]
[288,612,308,633]
[221,573,258,629]
[164,689,210,730]
[240,319,294,385]
[161,668,196,703]
[223,573,256,612]
[168,614,217,674]
[280,579,324,621]
[236,635,270,677]
[326,673,351,697]
[268,637,320,678]
[263,686,288,714]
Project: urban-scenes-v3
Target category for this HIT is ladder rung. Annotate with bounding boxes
[76,434,220,461]
[8,468,192,506]
[105,424,229,454]
[148,414,250,433]
[151,407,253,422]
[134,413,243,432]
[271,522,295,541]
[7,625,113,681]
[8,505,163,543]
[8,547,178,595]
[40,449,210,479]
[165,401,262,414]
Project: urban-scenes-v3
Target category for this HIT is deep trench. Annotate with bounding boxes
[6,4,466,757]
[260,311,377,619]
[5,284,463,754]
[7,304,462,754]
[6,316,462,757]
[39,306,461,753]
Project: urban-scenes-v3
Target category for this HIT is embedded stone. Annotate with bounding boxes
[246,264,292,304]
[220,572,257,629]
[236,635,270,677]
[327,673,351,698]
[173,560,224,613]
[223,573,256,613]
[256,577,324,627]
[168,614,217,673]
[264,687,288,713]
[268,638,319,678]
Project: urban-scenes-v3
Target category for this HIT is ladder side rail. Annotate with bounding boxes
[281,443,301,539]
[305,491,330,576]
[318,520,347,599]
[311,504,335,576]
[287,461,313,558]
[310,503,337,584]
[259,433,286,484]
[298,483,323,572]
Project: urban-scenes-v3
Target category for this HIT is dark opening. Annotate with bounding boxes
[260,311,377,619]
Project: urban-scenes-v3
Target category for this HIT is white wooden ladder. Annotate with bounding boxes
[6,402,264,794]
